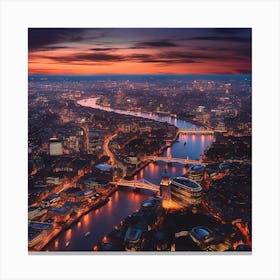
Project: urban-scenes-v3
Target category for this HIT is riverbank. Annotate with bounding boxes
[30,186,118,252]
[125,130,179,179]
[95,98,209,130]
[43,97,214,251]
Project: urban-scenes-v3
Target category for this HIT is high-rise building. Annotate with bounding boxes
[49,138,63,156]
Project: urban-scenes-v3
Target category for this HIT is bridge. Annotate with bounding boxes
[179,126,214,135]
[110,178,160,192]
[144,155,203,165]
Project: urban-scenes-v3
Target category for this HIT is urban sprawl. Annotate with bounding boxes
[28,75,251,252]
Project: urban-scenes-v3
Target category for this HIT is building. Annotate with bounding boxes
[60,187,82,202]
[124,227,144,251]
[215,121,227,132]
[170,177,202,207]
[119,123,133,133]
[64,135,79,154]
[49,206,72,222]
[139,196,163,224]
[45,176,63,185]
[28,206,47,221]
[49,138,63,156]
[116,89,124,105]
[76,189,94,202]
[189,226,215,247]
[93,163,114,181]
[160,170,171,201]
[41,193,61,208]
[152,230,170,251]
[28,222,54,248]
[88,129,102,154]
[28,228,44,248]
[187,164,206,184]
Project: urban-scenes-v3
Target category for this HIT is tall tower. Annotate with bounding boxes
[160,169,171,201]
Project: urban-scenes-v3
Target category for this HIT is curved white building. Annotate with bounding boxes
[170,177,202,207]
[187,164,206,183]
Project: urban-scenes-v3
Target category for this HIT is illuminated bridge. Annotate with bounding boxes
[179,127,214,134]
[110,178,160,192]
[144,155,204,165]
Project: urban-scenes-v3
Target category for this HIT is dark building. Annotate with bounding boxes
[93,163,114,181]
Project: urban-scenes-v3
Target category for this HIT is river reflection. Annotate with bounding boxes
[45,98,214,251]
[46,189,151,251]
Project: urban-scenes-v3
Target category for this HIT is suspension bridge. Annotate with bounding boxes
[110,178,160,192]
[178,126,214,135]
[144,155,204,165]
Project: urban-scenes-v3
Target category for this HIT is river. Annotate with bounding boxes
[45,98,213,251]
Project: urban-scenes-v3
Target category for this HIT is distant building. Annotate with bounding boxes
[197,106,205,113]
[49,138,63,156]
[119,123,133,133]
[224,83,231,94]
[116,89,124,105]
[88,129,102,154]
[215,122,227,132]
[64,135,79,154]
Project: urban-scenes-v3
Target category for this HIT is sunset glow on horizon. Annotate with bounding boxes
[28,28,251,75]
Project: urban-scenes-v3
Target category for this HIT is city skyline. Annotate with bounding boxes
[28,28,251,75]
[28,28,252,252]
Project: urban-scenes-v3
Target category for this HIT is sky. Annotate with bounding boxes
[28,28,251,75]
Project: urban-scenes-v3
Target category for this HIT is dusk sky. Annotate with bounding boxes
[28,28,251,75]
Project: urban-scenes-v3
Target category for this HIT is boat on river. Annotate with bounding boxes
[84,231,91,237]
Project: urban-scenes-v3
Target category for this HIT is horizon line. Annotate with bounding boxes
[28,73,252,76]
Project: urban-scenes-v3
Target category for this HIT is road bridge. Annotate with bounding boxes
[110,178,160,192]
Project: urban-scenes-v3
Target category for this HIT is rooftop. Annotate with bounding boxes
[189,164,206,172]
[125,227,142,242]
[192,227,211,240]
[95,163,113,172]
[172,177,201,190]
[50,207,70,214]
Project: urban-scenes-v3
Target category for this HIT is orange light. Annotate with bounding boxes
[162,200,182,210]
[66,228,72,240]
[83,214,89,226]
